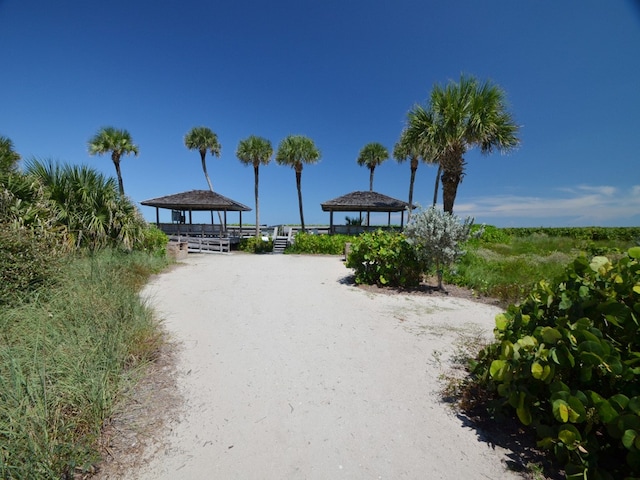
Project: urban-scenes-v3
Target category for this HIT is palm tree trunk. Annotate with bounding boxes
[201,151,224,228]
[254,163,260,237]
[112,154,124,196]
[441,153,465,214]
[369,166,375,192]
[296,168,305,232]
[201,151,214,191]
[432,164,442,208]
[407,158,418,222]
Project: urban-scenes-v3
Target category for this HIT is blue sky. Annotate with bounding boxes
[2,1,639,227]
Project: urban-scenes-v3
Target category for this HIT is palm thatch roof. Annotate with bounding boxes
[321,191,410,212]
[141,190,251,212]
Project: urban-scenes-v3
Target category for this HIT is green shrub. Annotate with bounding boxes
[136,224,168,257]
[469,247,640,478]
[404,206,475,290]
[346,230,424,287]
[0,224,65,306]
[239,236,274,253]
[286,232,352,255]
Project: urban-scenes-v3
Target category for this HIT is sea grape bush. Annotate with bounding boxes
[471,247,640,479]
[345,230,424,287]
[404,206,477,290]
[239,236,274,253]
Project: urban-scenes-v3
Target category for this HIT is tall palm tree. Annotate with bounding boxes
[184,126,221,192]
[88,127,139,196]
[275,135,320,232]
[393,129,435,221]
[0,136,21,174]
[236,135,273,237]
[356,142,389,192]
[405,75,520,213]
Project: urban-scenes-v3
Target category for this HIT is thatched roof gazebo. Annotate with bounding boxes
[321,191,411,234]
[141,189,251,232]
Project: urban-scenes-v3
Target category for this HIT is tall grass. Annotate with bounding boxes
[0,249,167,478]
[448,232,636,304]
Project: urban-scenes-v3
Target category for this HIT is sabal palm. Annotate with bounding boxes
[357,142,389,192]
[236,135,273,237]
[25,158,143,250]
[88,127,139,196]
[184,126,221,192]
[406,75,519,213]
[393,130,436,221]
[275,135,320,232]
[0,136,21,174]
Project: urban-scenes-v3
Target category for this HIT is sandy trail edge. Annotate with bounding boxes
[106,253,525,479]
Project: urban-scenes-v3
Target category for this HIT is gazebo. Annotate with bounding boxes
[320,191,412,234]
[141,189,251,235]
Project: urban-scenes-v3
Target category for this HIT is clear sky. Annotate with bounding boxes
[2,1,639,227]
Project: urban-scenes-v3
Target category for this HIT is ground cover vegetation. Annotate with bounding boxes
[1,137,168,477]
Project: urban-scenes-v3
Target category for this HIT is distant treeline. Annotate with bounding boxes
[500,226,640,241]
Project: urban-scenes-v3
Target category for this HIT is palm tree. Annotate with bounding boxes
[236,135,273,237]
[0,136,21,174]
[393,129,432,221]
[275,135,320,232]
[184,126,221,192]
[356,142,389,192]
[88,127,139,196]
[405,75,520,213]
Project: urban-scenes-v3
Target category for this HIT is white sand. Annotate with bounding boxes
[134,253,522,479]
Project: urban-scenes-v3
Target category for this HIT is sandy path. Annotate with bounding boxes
[135,253,521,479]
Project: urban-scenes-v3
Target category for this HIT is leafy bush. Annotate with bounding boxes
[470,247,640,478]
[404,206,476,290]
[239,236,274,253]
[0,224,66,306]
[136,224,168,257]
[286,232,352,255]
[345,230,424,287]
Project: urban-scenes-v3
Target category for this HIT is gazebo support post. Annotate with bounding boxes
[239,211,243,235]
[329,211,334,234]
[155,207,159,226]
[401,211,405,229]
[388,211,391,226]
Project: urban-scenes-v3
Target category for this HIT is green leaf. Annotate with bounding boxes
[596,400,618,423]
[490,360,507,381]
[541,326,563,344]
[517,392,532,425]
[531,362,544,380]
[553,399,570,423]
[558,425,581,448]
[623,429,638,450]
[495,313,509,331]
[629,397,640,414]
[629,246,640,259]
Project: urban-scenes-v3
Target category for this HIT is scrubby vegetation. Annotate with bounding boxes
[346,230,425,287]
[467,248,640,479]
[0,250,167,478]
[1,146,169,477]
[239,235,274,253]
[286,231,353,255]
